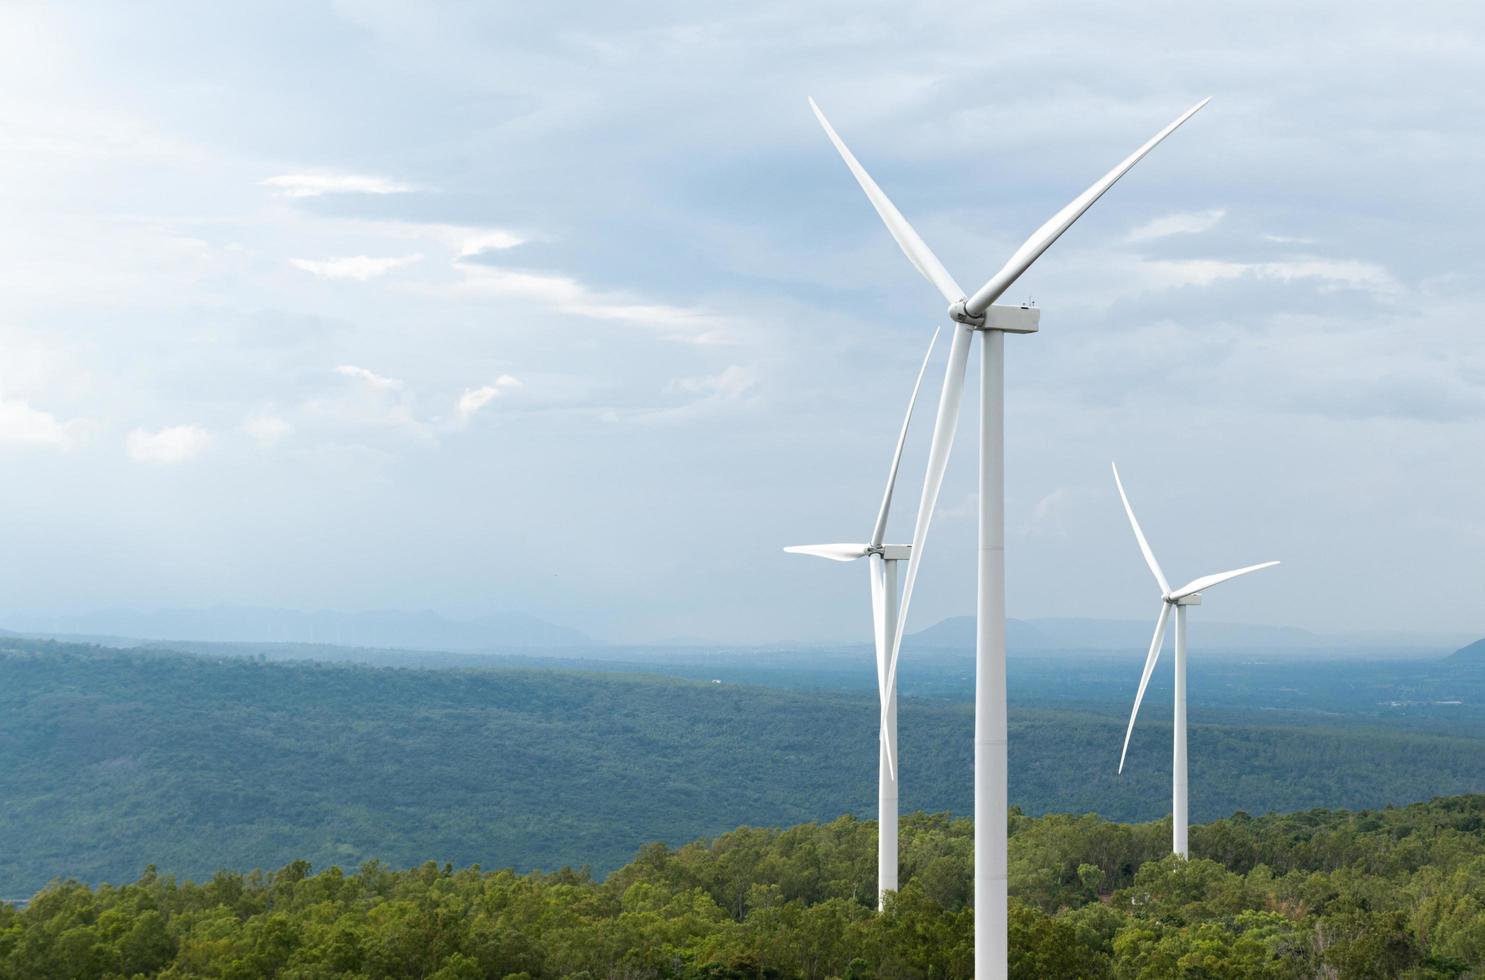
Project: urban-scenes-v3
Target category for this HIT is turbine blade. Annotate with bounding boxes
[808,98,965,305]
[1170,561,1280,600]
[1111,463,1171,596]
[870,326,942,549]
[868,554,890,699]
[784,543,871,562]
[878,324,975,741]
[964,98,1211,316]
[1118,602,1172,774]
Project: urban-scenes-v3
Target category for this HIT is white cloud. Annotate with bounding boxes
[242,413,292,448]
[126,424,210,463]
[455,230,524,257]
[350,222,525,258]
[307,366,431,441]
[623,366,759,425]
[1023,486,1100,538]
[262,173,413,197]
[1141,256,1399,293]
[447,267,733,344]
[290,254,422,281]
[0,396,79,449]
[1126,208,1227,242]
[1140,258,1248,288]
[456,375,521,421]
[1256,259,1399,292]
[674,365,755,399]
[334,365,404,391]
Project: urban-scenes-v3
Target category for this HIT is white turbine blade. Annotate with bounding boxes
[868,554,890,698]
[870,326,942,549]
[964,98,1211,316]
[809,98,965,305]
[784,543,871,562]
[878,324,975,745]
[1118,602,1171,774]
[1111,463,1170,596]
[1169,561,1280,601]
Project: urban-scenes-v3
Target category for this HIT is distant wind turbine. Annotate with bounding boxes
[1111,462,1279,858]
[785,326,939,910]
[809,95,1210,977]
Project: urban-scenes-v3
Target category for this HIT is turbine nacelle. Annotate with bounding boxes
[784,543,911,562]
[950,301,1041,333]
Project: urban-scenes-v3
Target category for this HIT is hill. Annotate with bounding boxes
[909,615,1464,657]
[3,638,1485,898]
[1450,637,1485,661]
[5,797,1485,976]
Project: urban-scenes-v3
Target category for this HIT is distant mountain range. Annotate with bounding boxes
[907,616,1472,658]
[0,605,593,651]
[1450,638,1485,660]
[0,605,1472,661]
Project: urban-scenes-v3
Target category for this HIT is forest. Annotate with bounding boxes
[4,795,1485,977]
[2,639,1484,898]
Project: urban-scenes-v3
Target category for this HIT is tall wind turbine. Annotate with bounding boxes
[809,96,1210,978]
[1111,462,1279,858]
[784,327,939,910]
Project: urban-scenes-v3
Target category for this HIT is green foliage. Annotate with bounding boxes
[4,798,1485,977]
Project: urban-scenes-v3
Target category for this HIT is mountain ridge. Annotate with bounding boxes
[909,615,1469,657]
[1449,637,1485,660]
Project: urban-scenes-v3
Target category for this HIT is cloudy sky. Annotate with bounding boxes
[0,1,1480,644]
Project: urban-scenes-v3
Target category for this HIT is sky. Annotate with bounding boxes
[0,1,1480,645]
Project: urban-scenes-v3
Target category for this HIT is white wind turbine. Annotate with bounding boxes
[809,96,1210,978]
[1111,462,1279,858]
[784,326,939,910]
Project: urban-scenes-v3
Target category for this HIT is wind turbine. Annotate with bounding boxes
[1111,462,1279,858]
[784,326,939,910]
[809,96,1210,978]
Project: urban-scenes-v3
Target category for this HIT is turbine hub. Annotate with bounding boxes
[947,299,986,328]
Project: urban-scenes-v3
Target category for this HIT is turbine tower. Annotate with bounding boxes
[1111,462,1279,857]
[784,327,939,910]
[809,97,1210,978]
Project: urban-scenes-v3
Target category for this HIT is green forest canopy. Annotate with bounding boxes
[4,795,1485,978]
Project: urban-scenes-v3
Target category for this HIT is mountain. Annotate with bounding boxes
[3,637,1485,897]
[909,616,1320,653]
[0,605,593,651]
[908,615,1465,657]
[1450,637,1485,660]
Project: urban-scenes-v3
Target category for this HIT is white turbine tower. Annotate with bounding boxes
[784,327,939,910]
[809,96,1210,978]
[1111,462,1279,858]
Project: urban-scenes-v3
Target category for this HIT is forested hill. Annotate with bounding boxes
[5,797,1485,977]
[4,639,1485,899]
